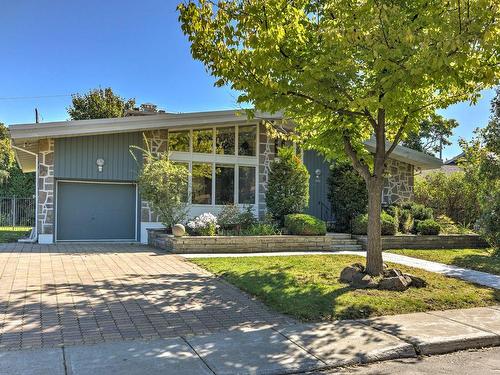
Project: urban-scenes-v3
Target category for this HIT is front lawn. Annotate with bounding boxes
[192,255,499,321]
[0,226,31,243]
[388,249,500,276]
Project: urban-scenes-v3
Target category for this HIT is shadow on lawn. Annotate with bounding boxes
[448,252,500,276]
[217,268,378,321]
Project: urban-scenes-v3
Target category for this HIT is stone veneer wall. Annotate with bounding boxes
[140,130,168,222]
[258,123,275,219]
[382,158,414,205]
[38,139,55,235]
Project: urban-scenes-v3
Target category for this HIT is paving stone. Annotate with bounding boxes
[186,327,325,375]
[65,337,212,375]
[0,347,65,375]
[364,312,499,355]
[430,307,500,336]
[0,244,290,349]
[277,321,415,366]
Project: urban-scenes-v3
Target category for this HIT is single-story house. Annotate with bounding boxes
[9,108,441,244]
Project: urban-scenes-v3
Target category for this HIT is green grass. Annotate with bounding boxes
[0,226,31,243]
[192,255,499,321]
[388,249,500,276]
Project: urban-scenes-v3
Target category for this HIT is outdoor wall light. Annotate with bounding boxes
[315,169,321,182]
[96,158,105,172]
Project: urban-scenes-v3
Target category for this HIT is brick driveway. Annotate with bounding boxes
[0,243,292,350]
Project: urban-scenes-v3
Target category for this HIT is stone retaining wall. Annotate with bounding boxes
[148,230,353,253]
[352,234,489,250]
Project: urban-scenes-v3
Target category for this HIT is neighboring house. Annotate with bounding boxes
[421,152,464,176]
[9,109,441,244]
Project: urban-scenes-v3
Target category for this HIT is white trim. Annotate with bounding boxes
[55,180,139,242]
[38,234,54,244]
[140,222,165,244]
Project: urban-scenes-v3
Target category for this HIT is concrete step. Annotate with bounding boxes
[330,239,359,245]
[330,244,363,251]
[326,233,352,239]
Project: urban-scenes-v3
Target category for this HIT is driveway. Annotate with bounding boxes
[0,243,292,350]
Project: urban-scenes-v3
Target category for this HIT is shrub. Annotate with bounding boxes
[351,211,397,235]
[241,223,281,236]
[137,148,189,228]
[414,172,480,227]
[415,219,441,235]
[187,213,219,236]
[284,214,326,235]
[217,205,256,230]
[266,147,309,225]
[477,185,500,250]
[328,162,368,232]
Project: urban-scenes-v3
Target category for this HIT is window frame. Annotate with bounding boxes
[167,124,259,208]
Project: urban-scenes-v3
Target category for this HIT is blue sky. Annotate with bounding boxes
[0,0,495,161]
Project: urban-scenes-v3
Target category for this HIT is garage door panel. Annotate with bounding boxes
[57,182,136,241]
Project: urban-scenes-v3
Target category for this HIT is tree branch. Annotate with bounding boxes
[343,136,371,181]
[385,115,408,158]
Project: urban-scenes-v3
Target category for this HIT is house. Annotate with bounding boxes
[9,109,441,244]
[421,152,464,176]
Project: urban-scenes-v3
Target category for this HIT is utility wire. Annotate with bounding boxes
[0,94,72,101]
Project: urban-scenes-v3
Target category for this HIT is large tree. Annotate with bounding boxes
[403,114,458,158]
[67,87,136,120]
[179,0,499,275]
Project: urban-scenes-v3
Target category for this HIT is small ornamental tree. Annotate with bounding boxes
[179,0,499,275]
[266,147,309,224]
[68,87,135,120]
[137,149,189,229]
[328,162,368,232]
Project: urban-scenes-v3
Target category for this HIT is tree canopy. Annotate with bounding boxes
[403,114,458,157]
[179,0,499,275]
[67,87,136,120]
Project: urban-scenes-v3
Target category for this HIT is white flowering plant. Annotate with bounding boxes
[186,213,219,236]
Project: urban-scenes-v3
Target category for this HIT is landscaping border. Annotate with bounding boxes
[352,234,489,250]
[148,229,361,253]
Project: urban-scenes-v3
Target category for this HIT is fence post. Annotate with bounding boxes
[12,197,16,228]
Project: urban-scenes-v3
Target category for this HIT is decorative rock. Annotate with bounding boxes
[405,274,428,288]
[378,275,412,291]
[383,268,402,278]
[340,265,364,283]
[352,273,378,289]
[172,224,186,237]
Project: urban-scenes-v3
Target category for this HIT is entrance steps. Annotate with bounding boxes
[327,233,363,251]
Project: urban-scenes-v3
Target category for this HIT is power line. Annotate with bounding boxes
[0,94,72,101]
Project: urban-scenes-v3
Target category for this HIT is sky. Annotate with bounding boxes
[0,0,495,161]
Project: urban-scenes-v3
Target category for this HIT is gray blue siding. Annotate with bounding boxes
[304,150,332,221]
[54,132,143,181]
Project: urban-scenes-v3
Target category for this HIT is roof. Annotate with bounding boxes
[444,152,465,165]
[9,109,442,172]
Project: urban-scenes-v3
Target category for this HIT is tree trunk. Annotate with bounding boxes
[365,178,384,276]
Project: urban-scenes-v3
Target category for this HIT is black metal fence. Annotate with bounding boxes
[0,197,35,227]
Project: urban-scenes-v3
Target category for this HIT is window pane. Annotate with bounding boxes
[216,127,235,155]
[168,130,190,152]
[193,129,213,153]
[173,162,189,203]
[192,163,212,204]
[215,165,234,205]
[239,166,256,204]
[238,125,256,156]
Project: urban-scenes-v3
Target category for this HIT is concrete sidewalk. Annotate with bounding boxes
[3,306,500,375]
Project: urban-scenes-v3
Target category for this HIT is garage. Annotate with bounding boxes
[56,181,137,241]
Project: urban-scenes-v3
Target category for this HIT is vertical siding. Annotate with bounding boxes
[304,150,332,220]
[55,132,142,181]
